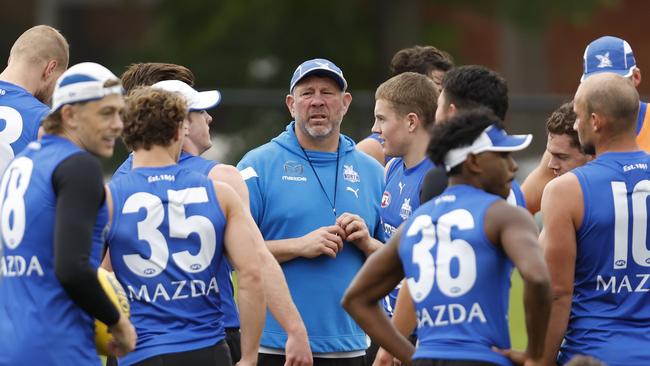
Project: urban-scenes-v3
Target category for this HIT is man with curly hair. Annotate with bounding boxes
[104,86,265,365]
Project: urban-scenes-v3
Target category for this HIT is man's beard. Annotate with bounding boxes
[581,141,596,156]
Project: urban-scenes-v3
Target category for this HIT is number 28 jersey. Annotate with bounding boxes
[398,184,513,366]
[106,164,227,366]
[560,151,650,365]
[0,135,107,366]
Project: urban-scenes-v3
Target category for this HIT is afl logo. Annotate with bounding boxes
[381,191,391,208]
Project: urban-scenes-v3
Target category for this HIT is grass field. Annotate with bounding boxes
[508,270,527,350]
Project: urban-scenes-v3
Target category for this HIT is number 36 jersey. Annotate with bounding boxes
[561,151,650,366]
[106,164,227,366]
[398,184,513,366]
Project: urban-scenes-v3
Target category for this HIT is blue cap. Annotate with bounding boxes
[289,58,347,93]
[581,36,636,82]
[444,124,532,171]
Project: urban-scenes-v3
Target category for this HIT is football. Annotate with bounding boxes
[95,267,130,356]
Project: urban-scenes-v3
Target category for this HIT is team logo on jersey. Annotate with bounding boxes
[399,198,412,220]
[343,164,360,183]
[282,161,306,182]
[596,52,613,68]
[398,181,405,195]
[381,191,391,208]
[284,161,304,175]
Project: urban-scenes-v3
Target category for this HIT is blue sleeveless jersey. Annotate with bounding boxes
[107,164,228,365]
[0,135,107,366]
[381,157,435,314]
[399,184,513,366]
[113,152,239,329]
[558,151,650,365]
[0,81,49,159]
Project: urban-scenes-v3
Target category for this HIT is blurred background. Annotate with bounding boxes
[2,0,647,177]
[1,0,646,349]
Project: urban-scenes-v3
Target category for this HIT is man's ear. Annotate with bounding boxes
[60,104,77,129]
[341,92,352,114]
[406,112,420,132]
[465,153,482,174]
[42,60,58,81]
[285,94,296,118]
[632,67,642,88]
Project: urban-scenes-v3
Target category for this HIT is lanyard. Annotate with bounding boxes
[300,145,340,218]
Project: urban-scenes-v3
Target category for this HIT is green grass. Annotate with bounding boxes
[508,270,527,350]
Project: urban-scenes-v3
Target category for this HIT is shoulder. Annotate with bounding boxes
[57,152,102,174]
[347,148,383,175]
[542,172,580,201]
[541,172,582,219]
[211,179,242,212]
[209,163,246,187]
[237,141,279,167]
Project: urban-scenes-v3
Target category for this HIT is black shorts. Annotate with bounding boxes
[412,359,500,366]
[259,353,365,366]
[127,339,232,366]
[225,327,241,363]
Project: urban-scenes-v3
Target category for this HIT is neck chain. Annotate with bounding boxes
[300,144,340,218]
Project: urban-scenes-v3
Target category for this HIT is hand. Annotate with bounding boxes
[284,328,313,366]
[107,314,137,357]
[492,346,543,366]
[336,213,372,254]
[373,347,401,366]
[299,225,346,259]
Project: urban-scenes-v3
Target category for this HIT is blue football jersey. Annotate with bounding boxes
[107,164,228,365]
[380,157,435,314]
[113,152,239,329]
[558,151,650,365]
[0,81,49,160]
[0,135,107,366]
[399,184,513,366]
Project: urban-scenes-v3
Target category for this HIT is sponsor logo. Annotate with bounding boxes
[398,181,405,195]
[282,161,307,182]
[127,277,219,303]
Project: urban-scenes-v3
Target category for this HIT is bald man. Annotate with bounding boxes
[0,25,69,173]
[541,73,650,365]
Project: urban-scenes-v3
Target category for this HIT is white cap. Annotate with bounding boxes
[151,80,221,111]
[444,124,532,172]
[51,62,122,111]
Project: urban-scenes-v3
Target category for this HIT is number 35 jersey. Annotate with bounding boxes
[398,184,513,366]
[107,164,227,366]
[561,151,650,366]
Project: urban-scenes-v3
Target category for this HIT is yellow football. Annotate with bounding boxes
[95,267,130,356]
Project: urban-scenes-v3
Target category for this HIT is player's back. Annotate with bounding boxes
[107,164,227,366]
[0,81,49,169]
[562,150,650,365]
[113,151,240,330]
[398,184,513,366]
[0,135,106,366]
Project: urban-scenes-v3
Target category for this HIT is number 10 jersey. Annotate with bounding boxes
[398,184,513,366]
[563,151,650,365]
